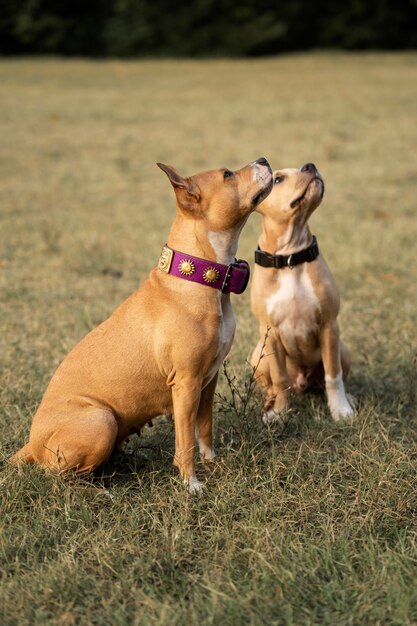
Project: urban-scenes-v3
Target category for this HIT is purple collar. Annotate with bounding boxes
[157,245,250,294]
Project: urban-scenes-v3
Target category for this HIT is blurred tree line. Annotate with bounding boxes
[1,0,416,56]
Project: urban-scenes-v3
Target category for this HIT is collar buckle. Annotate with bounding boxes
[222,259,250,294]
[158,246,174,273]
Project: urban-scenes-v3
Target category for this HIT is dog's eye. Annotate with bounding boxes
[223,170,234,179]
[274,175,284,184]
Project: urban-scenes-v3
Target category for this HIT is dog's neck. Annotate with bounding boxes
[167,214,246,266]
[259,215,313,256]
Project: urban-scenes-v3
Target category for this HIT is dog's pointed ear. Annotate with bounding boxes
[157,163,188,189]
[157,162,201,213]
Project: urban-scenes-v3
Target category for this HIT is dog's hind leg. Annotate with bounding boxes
[37,408,118,473]
[9,443,35,466]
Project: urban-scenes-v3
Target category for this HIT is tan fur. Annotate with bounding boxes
[250,164,354,423]
[10,159,273,492]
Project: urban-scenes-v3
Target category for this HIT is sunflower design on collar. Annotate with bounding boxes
[203,266,220,284]
[178,259,196,276]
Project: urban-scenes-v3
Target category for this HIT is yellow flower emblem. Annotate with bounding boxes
[178,259,196,276]
[203,267,220,283]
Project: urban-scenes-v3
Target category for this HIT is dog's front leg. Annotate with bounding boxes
[261,332,291,425]
[196,373,218,461]
[320,321,354,421]
[171,379,203,494]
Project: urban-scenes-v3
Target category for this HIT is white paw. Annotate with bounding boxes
[330,397,355,422]
[262,408,284,425]
[187,476,204,495]
[199,445,216,461]
[326,373,356,422]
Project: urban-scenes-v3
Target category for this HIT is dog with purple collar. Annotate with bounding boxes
[10,158,273,493]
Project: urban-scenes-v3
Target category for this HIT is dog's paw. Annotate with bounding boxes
[120,436,136,455]
[326,375,356,422]
[187,476,204,495]
[200,446,216,462]
[262,408,285,425]
[330,396,355,422]
[346,393,358,410]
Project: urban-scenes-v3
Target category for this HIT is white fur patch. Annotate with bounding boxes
[203,294,236,387]
[195,424,216,460]
[187,475,204,495]
[266,266,319,318]
[199,443,216,461]
[266,266,320,353]
[208,227,241,265]
[262,408,283,425]
[250,161,259,179]
[325,372,354,421]
[251,161,270,185]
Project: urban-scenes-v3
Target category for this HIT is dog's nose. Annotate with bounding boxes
[301,162,317,173]
[256,157,269,166]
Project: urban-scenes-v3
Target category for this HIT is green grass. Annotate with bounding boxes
[1,53,416,625]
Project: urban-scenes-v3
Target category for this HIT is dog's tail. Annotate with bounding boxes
[9,443,35,466]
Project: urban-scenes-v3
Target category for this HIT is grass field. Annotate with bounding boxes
[0,53,416,625]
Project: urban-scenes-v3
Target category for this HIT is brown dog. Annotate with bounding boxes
[10,158,273,492]
[250,163,354,424]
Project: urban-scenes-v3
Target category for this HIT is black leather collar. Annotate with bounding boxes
[254,235,319,269]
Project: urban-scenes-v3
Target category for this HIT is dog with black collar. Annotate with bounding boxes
[250,163,355,424]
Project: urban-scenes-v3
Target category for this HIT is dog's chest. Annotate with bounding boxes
[203,296,236,387]
[266,268,321,341]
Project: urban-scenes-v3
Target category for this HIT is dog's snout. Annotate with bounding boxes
[254,157,272,175]
[301,163,316,173]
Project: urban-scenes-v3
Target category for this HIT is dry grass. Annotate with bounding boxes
[0,53,416,625]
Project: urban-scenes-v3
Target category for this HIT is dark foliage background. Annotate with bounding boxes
[1,0,417,56]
